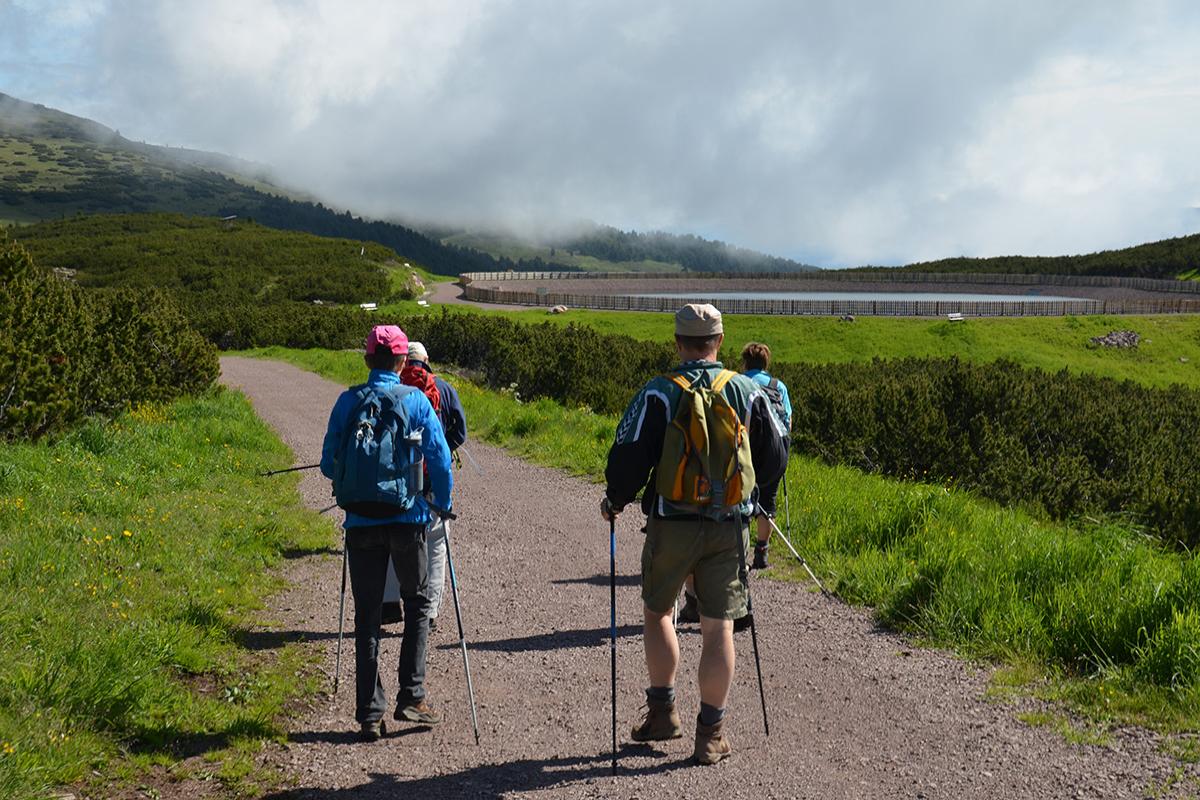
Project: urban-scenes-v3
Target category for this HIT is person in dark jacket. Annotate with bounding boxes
[402,341,467,629]
[320,325,453,742]
[601,304,786,765]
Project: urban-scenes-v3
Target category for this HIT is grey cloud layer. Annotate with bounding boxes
[8,0,1200,265]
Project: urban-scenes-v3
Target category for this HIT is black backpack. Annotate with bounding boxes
[760,377,790,433]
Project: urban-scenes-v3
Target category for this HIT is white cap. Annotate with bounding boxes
[675,303,723,336]
[407,341,429,363]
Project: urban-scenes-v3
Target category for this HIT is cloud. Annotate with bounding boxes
[4,0,1200,266]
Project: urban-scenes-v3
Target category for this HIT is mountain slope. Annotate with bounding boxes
[10,212,411,304]
[0,93,546,276]
[1,93,813,276]
[882,235,1200,280]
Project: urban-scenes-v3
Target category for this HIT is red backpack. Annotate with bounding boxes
[400,363,441,413]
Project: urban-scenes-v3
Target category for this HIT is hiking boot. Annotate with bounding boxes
[395,699,442,725]
[752,543,769,570]
[733,612,753,633]
[428,616,438,633]
[630,698,682,742]
[358,719,386,742]
[677,591,700,624]
[693,716,732,765]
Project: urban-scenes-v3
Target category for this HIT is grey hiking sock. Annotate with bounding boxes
[699,702,725,726]
[647,686,676,705]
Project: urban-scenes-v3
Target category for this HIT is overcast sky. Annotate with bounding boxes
[2,0,1199,266]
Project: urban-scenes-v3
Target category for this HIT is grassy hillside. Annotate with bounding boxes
[10,212,425,304]
[0,94,296,223]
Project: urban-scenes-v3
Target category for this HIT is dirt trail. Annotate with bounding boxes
[219,356,1191,799]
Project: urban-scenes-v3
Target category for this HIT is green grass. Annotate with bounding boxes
[440,307,1200,389]
[0,390,337,800]
[1016,711,1112,746]
[246,346,1200,732]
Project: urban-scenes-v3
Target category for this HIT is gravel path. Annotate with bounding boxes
[219,356,1195,799]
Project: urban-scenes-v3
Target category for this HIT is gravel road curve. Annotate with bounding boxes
[218,356,1194,799]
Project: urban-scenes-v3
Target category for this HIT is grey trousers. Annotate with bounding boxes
[426,519,447,619]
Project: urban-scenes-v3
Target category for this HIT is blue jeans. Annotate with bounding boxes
[346,522,430,724]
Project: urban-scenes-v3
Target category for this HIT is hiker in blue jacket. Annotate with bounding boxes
[740,342,792,569]
[320,324,453,742]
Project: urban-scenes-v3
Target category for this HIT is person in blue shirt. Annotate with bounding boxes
[320,324,453,742]
[741,342,792,569]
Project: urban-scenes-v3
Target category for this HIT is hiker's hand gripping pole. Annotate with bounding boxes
[429,505,458,522]
[756,504,832,597]
[600,497,623,523]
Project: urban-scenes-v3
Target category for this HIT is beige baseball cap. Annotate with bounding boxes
[674,303,724,337]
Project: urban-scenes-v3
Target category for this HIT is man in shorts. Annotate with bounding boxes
[601,304,786,765]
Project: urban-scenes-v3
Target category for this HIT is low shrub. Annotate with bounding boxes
[775,357,1200,549]
[0,234,218,441]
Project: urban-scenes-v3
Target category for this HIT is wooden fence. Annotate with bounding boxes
[463,270,1200,294]
[460,271,1200,316]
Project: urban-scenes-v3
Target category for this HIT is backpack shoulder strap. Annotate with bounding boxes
[664,373,692,391]
[711,369,738,393]
[371,383,418,421]
[379,382,417,399]
[768,376,778,391]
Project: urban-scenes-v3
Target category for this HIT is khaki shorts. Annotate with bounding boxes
[641,515,749,619]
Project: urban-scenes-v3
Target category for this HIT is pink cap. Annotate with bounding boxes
[365,325,409,355]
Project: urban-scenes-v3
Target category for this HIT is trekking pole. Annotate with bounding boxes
[458,447,486,475]
[609,514,618,775]
[758,504,831,597]
[735,524,770,737]
[783,472,792,542]
[259,463,321,477]
[440,513,481,746]
[333,532,348,694]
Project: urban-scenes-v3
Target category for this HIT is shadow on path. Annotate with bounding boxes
[236,629,344,651]
[260,748,695,800]
[437,625,641,653]
[287,725,432,747]
[551,573,641,588]
[281,545,343,559]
